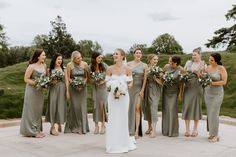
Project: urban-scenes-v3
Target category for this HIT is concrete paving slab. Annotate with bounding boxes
[0,117,236,157]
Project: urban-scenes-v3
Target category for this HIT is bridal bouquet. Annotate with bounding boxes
[179,71,195,82]
[70,77,85,89]
[35,74,50,89]
[198,73,212,88]
[90,71,105,84]
[108,80,127,99]
[132,71,136,77]
[162,72,179,87]
[148,66,163,79]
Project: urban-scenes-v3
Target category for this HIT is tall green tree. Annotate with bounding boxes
[41,15,78,58]
[152,33,183,54]
[0,23,9,67]
[129,43,147,54]
[205,5,236,52]
[0,23,8,51]
[78,40,103,57]
[32,34,48,48]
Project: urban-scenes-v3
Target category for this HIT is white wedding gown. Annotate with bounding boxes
[105,74,136,153]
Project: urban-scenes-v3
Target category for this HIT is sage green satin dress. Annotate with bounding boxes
[128,62,144,136]
[20,70,45,137]
[45,69,67,126]
[64,64,89,134]
[143,66,162,123]
[204,70,224,136]
[182,60,204,120]
[162,65,181,137]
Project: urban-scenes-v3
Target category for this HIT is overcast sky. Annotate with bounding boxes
[0,0,235,54]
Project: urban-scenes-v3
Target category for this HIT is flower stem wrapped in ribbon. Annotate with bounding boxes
[198,73,212,88]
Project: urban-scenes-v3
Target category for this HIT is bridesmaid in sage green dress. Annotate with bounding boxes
[127,48,147,139]
[182,47,205,137]
[64,51,90,134]
[143,54,162,138]
[20,49,46,138]
[45,53,68,136]
[204,53,227,142]
[89,52,108,134]
[162,56,183,137]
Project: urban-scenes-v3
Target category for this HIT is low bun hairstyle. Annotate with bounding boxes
[133,48,142,54]
[115,48,126,61]
[192,47,202,54]
[211,53,222,65]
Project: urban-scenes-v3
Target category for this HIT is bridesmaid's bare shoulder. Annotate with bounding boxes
[142,62,148,69]
[125,66,132,75]
[163,64,169,71]
[106,66,113,75]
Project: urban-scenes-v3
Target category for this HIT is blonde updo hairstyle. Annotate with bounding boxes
[115,48,126,61]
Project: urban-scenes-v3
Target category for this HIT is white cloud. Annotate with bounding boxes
[0,1,10,9]
[148,12,179,22]
[0,0,235,54]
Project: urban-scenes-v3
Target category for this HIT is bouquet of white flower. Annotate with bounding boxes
[180,71,196,82]
[108,80,127,99]
[35,74,50,89]
[198,73,212,88]
[50,70,64,81]
[90,71,105,84]
[162,72,179,87]
[70,77,85,90]
[148,66,163,79]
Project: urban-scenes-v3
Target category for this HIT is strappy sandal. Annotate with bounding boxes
[94,126,99,134]
[191,131,198,137]
[209,136,220,142]
[149,131,156,138]
[184,131,190,137]
[100,126,106,134]
[50,127,59,136]
[35,133,44,138]
[145,128,152,134]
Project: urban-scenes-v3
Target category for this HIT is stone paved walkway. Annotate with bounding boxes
[0,116,236,157]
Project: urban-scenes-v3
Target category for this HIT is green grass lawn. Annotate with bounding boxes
[0,52,235,119]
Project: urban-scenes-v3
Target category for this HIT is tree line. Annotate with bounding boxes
[0,5,235,68]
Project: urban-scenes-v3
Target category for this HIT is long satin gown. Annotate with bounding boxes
[105,74,136,153]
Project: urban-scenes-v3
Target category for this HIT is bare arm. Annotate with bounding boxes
[66,63,72,89]
[64,68,70,99]
[83,62,89,83]
[141,63,148,92]
[24,65,36,86]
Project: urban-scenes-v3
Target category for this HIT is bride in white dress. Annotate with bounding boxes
[105,48,137,153]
